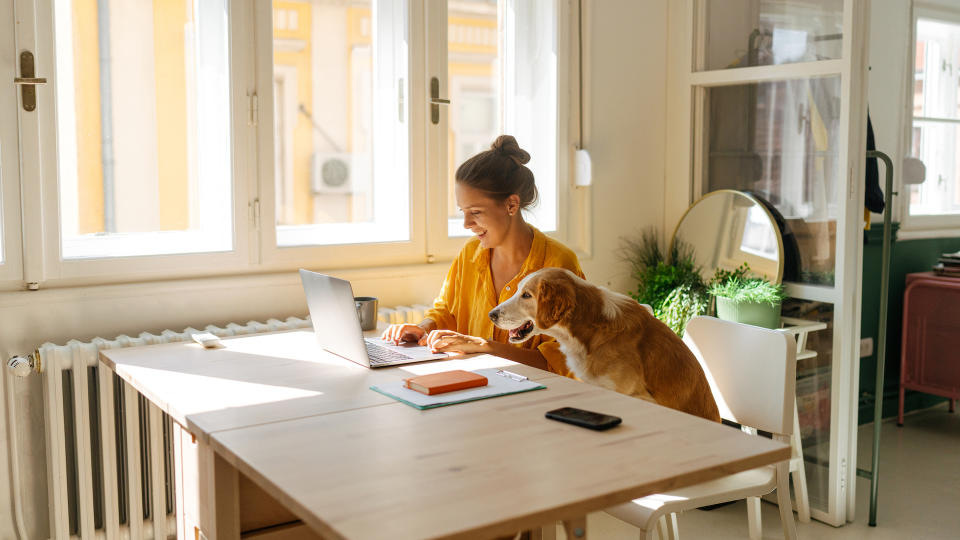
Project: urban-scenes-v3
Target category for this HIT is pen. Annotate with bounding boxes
[495,369,528,381]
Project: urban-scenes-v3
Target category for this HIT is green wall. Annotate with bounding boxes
[859,223,960,424]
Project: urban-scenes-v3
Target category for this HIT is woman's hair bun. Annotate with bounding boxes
[490,135,530,165]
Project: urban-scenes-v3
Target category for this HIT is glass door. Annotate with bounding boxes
[672,0,869,526]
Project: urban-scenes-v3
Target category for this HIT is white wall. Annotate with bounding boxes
[580,0,667,291]
[867,0,911,223]
[0,2,669,537]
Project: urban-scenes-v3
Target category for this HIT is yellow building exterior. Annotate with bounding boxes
[69,0,497,233]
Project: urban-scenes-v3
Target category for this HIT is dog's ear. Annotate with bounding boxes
[535,278,574,329]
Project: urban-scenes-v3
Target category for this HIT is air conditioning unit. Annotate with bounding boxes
[311,152,354,194]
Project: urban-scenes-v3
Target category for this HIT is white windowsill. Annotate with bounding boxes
[897,225,960,241]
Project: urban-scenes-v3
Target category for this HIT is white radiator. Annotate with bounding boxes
[378,304,432,326]
[35,317,311,540]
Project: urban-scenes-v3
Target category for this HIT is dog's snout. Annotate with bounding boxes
[488,308,499,323]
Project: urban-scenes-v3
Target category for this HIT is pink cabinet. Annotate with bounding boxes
[898,272,960,425]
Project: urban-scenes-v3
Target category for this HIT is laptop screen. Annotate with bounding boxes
[299,270,371,365]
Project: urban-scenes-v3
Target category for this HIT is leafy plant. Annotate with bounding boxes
[620,229,709,336]
[709,276,785,306]
[710,262,751,288]
[657,284,710,335]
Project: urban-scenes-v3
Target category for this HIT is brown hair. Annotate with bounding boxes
[455,135,538,209]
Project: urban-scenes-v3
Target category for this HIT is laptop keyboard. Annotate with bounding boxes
[365,341,415,366]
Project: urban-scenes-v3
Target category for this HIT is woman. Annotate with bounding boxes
[381,135,583,376]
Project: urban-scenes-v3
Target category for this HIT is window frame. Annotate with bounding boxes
[255,0,428,271]
[16,0,255,283]
[0,0,23,283]
[900,3,960,239]
[7,0,581,289]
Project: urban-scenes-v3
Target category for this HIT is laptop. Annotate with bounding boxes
[299,269,449,368]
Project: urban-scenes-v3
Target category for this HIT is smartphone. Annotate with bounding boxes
[545,407,622,431]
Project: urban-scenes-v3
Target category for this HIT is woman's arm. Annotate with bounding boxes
[424,330,550,371]
[484,341,550,371]
[417,318,438,333]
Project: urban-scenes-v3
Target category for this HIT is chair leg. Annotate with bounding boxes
[746,496,762,540]
[792,408,811,523]
[665,513,679,540]
[898,384,905,426]
[656,516,669,540]
[776,462,799,540]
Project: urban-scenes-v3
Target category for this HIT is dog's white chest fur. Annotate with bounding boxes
[550,328,617,391]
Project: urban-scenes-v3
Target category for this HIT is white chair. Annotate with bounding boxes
[605,316,799,540]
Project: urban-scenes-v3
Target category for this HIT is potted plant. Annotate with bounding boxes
[709,268,785,329]
[621,229,709,336]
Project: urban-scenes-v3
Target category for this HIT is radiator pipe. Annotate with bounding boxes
[5,353,34,540]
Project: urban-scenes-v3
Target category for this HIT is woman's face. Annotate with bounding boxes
[455,183,519,249]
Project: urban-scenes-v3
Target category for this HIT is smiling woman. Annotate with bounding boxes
[380,135,584,376]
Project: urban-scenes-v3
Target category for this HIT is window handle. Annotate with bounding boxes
[17,51,46,111]
[430,77,449,124]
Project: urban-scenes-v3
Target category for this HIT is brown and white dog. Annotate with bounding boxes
[489,267,721,422]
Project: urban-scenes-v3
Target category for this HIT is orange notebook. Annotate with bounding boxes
[404,370,488,395]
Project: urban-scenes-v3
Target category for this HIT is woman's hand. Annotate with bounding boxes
[380,323,426,345]
[423,330,490,355]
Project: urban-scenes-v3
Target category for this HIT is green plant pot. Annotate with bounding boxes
[715,297,782,329]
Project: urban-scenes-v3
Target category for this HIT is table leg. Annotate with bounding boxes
[534,523,558,540]
[562,516,587,539]
[197,438,240,539]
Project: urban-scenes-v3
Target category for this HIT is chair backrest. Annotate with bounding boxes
[682,316,796,435]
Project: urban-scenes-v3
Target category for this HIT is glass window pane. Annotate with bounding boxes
[704,76,842,286]
[910,17,960,217]
[54,0,233,259]
[782,298,833,514]
[699,0,843,71]
[445,0,558,237]
[273,0,409,247]
[909,122,960,215]
[445,0,500,238]
[914,18,960,120]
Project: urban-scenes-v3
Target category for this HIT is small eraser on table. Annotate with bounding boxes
[191,332,223,348]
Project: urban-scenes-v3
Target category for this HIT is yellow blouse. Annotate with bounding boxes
[423,227,584,377]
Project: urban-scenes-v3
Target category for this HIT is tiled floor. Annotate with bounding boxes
[584,403,960,539]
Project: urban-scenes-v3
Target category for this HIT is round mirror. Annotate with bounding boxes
[671,190,784,283]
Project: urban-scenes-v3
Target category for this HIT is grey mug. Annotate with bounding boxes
[354,296,378,331]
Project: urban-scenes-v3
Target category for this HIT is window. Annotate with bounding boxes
[52,0,234,259]
[13,0,574,283]
[271,0,410,247]
[270,0,561,253]
[909,13,960,220]
[443,0,559,237]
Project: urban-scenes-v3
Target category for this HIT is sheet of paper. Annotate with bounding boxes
[370,367,546,410]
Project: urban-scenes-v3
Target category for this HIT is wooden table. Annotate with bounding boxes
[100,329,790,539]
